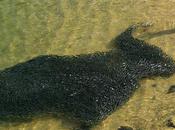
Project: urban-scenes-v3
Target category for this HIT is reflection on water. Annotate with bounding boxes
[0,0,175,130]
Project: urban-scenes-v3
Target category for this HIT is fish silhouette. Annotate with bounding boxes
[0,25,175,130]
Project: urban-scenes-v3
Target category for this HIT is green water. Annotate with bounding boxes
[0,0,175,130]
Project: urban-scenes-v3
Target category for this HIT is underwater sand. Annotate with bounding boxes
[0,0,175,130]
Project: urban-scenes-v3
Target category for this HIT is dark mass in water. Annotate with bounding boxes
[167,85,175,94]
[118,126,133,130]
[0,25,175,130]
[166,118,175,128]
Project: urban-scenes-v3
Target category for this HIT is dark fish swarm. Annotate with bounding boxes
[118,126,133,130]
[0,25,175,129]
[167,85,175,94]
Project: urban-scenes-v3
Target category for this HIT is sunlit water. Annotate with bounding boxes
[0,0,175,130]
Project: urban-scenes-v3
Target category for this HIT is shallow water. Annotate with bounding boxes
[0,0,175,130]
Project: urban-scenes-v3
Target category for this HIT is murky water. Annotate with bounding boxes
[0,0,175,130]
